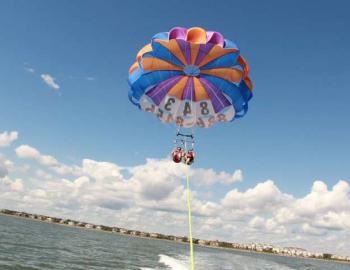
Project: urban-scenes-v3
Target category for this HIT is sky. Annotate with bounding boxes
[0,0,349,255]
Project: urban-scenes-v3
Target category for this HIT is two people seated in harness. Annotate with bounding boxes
[172,147,195,165]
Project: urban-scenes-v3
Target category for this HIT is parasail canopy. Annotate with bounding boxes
[128,27,253,128]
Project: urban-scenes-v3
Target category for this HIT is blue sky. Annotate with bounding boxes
[1,0,349,196]
[0,0,350,255]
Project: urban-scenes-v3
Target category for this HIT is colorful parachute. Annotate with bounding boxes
[128,27,253,128]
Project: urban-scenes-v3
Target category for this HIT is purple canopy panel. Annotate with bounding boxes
[169,27,187,40]
[176,39,191,65]
[206,31,225,47]
[194,43,215,66]
[182,77,195,101]
[146,76,182,105]
[199,78,231,113]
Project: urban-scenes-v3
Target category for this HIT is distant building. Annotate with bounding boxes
[19,212,30,218]
[231,243,241,249]
[150,233,161,238]
[272,247,281,253]
[167,235,175,241]
[130,230,140,236]
[209,240,219,247]
[192,238,199,244]
[262,245,273,253]
[112,227,119,233]
[315,253,323,259]
[198,239,210,246]
[218,241,231,248]
[140,232,149,237]
[101,226,112,232]
[1,209,16,215]
[85,224,94,229]
[119,228,130,234]
[173,236,186,242]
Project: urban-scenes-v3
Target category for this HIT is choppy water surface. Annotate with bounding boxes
[0,215,348,270]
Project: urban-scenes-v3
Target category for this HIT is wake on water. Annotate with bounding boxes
[159,255,188,270]
[140,254,294,270]
[140,254,187,270]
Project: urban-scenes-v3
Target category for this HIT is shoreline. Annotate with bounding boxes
[1,211,349,264]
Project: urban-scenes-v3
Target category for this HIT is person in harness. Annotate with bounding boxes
[172,147,195,165]
[184,150,195,165]
[172,147,183,163]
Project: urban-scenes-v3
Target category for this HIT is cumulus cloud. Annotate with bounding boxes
[0,161,8,178]
[0,155,16,178]
[15,145,81,176]
[2,143,350,255]
[16,145,59,166]
[221,180,293,216]
[301,223,327,236]
[274,180,350,230]
[35,169,55,180]
[0,131,18,147]
[190,168,243,186]
[248,216,286,235]
[82,159,124,182]
[129,159,187,200]
[40,74,60,90]
[0,176,24,192]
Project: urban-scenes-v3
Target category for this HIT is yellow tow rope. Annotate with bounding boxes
[186,166,195,270]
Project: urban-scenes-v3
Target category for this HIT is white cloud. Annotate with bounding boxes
[51,164,82,176]
[249,216,266,229]
[16,145,59,166]
[274,180,350,229]
[130,158,187,200]
[10,178,24,191]
[35,169,55,180]
[0,155,17,178]
[30,189,47,198]
[0,176,24,192]
[0,131,18,147]
[248,216,286,234]
[221,180,293,216]
[40,74,60,90]
[301,223,327,236]
[190,168,243,186]
[0,155,30,177]
[15,145,82,176]
[2,143,350,255]
[0,164,7,178]
[82,159,124,182]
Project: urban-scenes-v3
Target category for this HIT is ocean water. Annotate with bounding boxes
[0,215,348,270]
